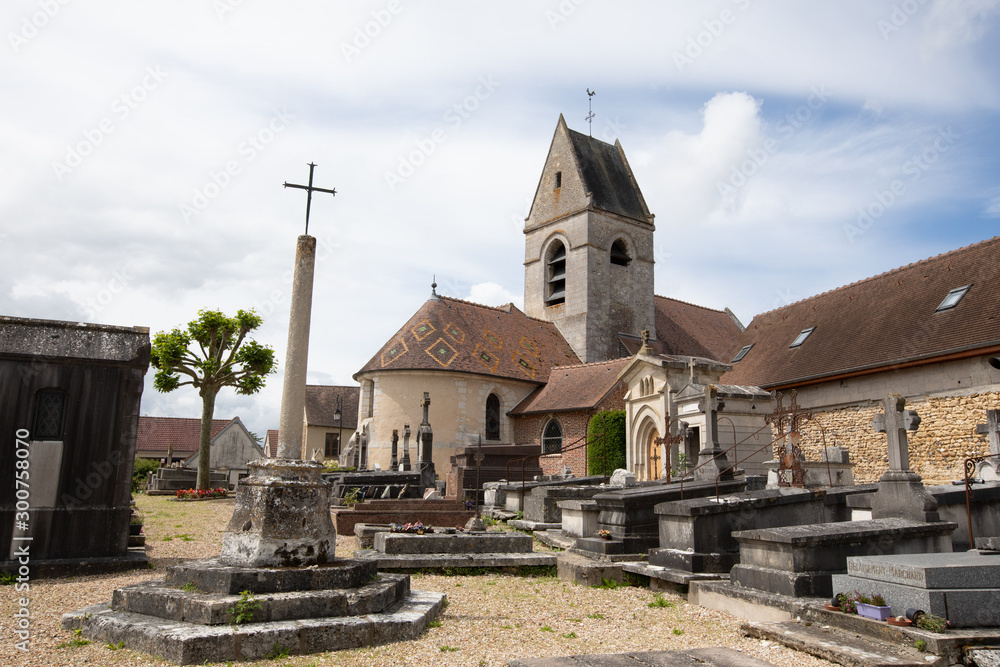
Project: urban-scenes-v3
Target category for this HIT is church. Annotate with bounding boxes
[343,115,1000,486]
[348,115,758,480]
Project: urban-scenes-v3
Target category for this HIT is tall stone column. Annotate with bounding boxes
[277,235,316,459]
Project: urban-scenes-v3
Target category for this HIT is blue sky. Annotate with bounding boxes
[2,1,999,438]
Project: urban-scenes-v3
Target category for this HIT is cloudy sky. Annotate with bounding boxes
[3,1,999,438]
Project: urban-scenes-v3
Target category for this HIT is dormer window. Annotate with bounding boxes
[789,327,815,348]
[610,239,631,266]
[554,171,562,190]
[545,241,566,306]
[936,284,971,312]
[732,344,753,363]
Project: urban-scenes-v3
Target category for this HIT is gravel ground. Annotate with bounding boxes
[0,495,837,667]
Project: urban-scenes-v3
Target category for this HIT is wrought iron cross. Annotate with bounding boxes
[586,88,596,136]
[283,162,337,235]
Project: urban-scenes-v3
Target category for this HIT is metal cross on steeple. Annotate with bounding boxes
[283,162,337,235]
[586,89,596,136]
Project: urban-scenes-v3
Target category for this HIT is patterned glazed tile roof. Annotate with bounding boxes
[136,416,233,454]
[305,385,360,429]
[616,296,743,362]
[722,236,1000,389]
[566,127,652,223]
[356,296,580,383]
[509,357,630,414]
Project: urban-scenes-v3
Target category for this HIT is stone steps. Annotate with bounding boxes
[112,575,408,625]
[741,621,939,667]
[63,590,445,665]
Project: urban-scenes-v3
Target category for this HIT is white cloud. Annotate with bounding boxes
[466,282,523,310]
[985,196,1000,218]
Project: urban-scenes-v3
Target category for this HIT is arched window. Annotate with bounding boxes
[610,239,631,266]
[542,419,563,454]
[545,241,566,306]
[33,389,67,441]
[485,393,501,441]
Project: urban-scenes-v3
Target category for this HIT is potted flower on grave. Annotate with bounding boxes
[856,594,893,621]
[837,592,858,614]
[596,529,613,541]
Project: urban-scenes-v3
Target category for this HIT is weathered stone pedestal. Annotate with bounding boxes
[62,458,445,663]
[221,458,337,567]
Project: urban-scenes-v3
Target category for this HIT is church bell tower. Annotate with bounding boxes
[523,115,656,363]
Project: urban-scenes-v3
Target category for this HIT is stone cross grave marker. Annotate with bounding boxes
[976,409,1000,457]
[418,392,433,464]
[695,385,732,481]
[872,394,921,472]
[473,436,486,517]
[401,424,411,471]
[391,429,399,469]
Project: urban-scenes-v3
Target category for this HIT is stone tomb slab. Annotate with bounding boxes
[373,531,533,555]
[730,518,955,598]
[832,551,1000,628]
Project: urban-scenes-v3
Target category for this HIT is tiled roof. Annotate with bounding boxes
[566,128,652,223]
[356,296,580,383]
[509,357,630,414]
[305,385,360,428]
[618,296,742,362]
[136,416,233,454]
[722,236,1000,388]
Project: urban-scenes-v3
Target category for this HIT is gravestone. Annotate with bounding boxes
[390,428,398,470]
[694,385,733,482]
[976,410,1000,481]
[610,469,636,488]
[870,394,939,522]
[416,393,436,490]
[832,551,1000,627]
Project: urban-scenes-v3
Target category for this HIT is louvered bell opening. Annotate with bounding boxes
[548,268,566,283]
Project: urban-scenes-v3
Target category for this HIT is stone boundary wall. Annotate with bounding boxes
[780,392,999,485]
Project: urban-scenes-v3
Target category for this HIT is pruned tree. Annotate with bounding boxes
[150,309,277,489]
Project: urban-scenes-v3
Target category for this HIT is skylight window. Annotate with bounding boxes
[789,327,815,348]
[935,285,971,312]
[732,344,753,363]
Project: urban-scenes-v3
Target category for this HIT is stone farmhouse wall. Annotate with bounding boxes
[782,391,999,485]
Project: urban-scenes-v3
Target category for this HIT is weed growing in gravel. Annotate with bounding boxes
[0,571,15,585]
[648,594,674,608]
[428,620,443,628]
[162,536,173,541]
[440,645,459,652]
[596,577,622,589]
[105,641,125,650]
[57,629,91,649]
[566,618,581,622]
[562,632,578,638]
[227,590,261,625]
[587,612,605,620]
[540,625,554,632]
[672,628,684,635]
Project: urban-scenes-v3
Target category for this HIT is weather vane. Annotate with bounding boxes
[586,88,596,137]
[283,162,337,235]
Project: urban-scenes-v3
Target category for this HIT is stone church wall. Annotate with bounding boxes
[780,391,1000,485]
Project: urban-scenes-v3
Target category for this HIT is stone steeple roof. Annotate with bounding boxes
[356,295,580,383]
[722,236,1000,389]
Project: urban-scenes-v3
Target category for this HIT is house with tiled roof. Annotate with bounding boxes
[351,117,744,477]
[303,384,359,462]
[722,236,1000,484]
[136,415,264,470]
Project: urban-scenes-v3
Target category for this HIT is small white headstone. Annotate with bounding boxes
[423,488,441,500]
[609,469,636,488]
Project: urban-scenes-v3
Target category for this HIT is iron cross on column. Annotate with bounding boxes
[284,162,337,235]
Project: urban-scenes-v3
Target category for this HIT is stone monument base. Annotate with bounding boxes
[62,557,444,664]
